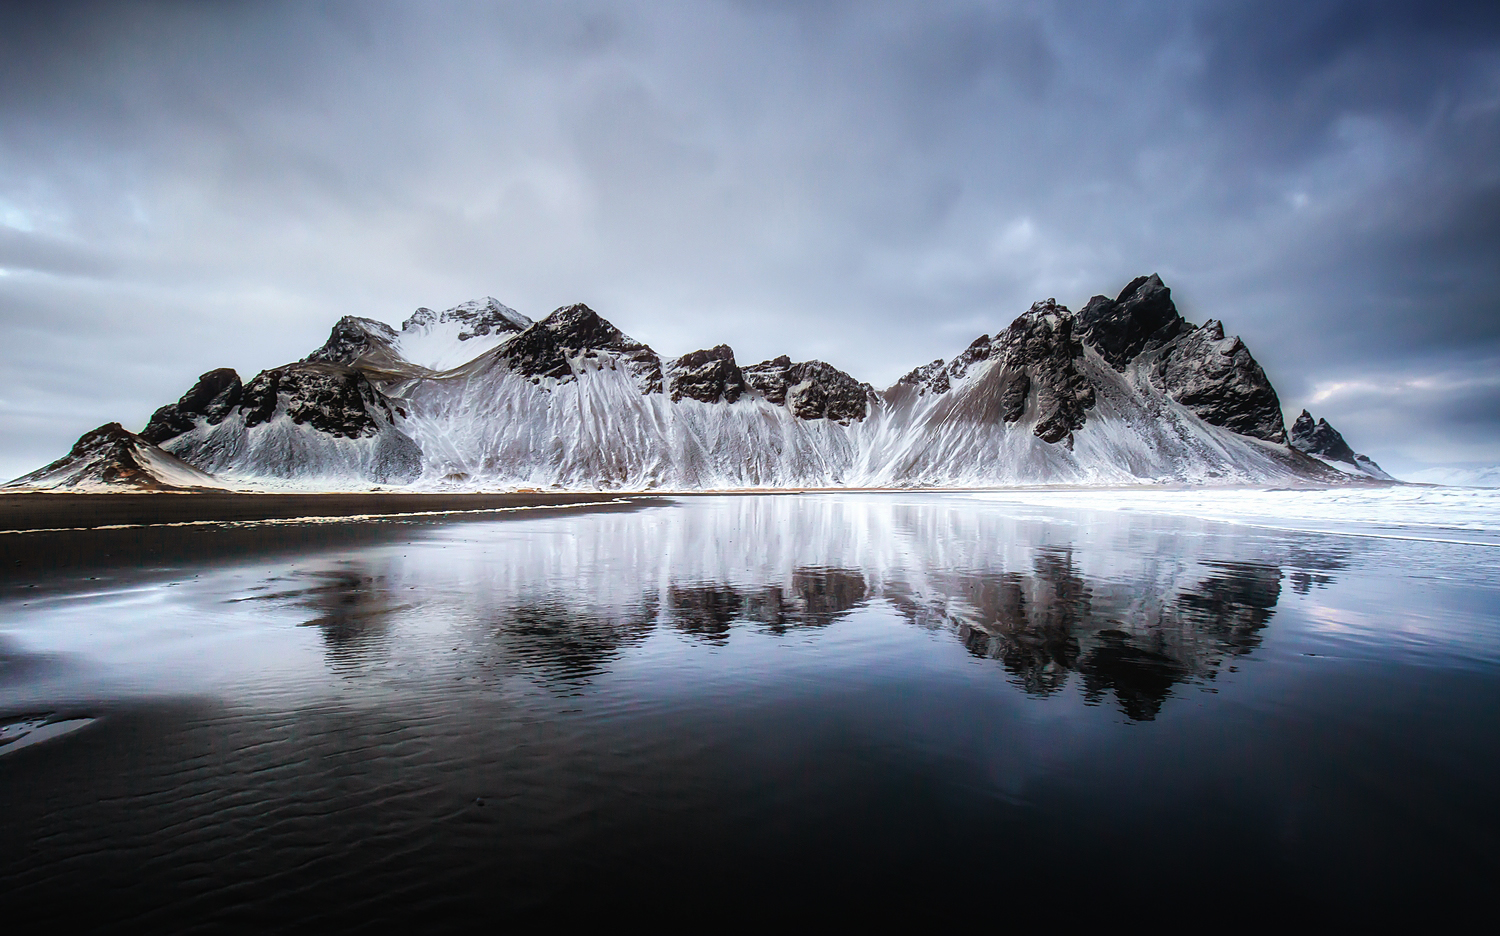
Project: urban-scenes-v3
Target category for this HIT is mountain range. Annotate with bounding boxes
[9,274,1391,491]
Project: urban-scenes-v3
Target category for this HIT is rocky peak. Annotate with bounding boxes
[1290,410,1357,463]
[743,356,872,422]
[495,304,663,393]
[141,367,244,444]
[542,303,632,352]
[1150,321,1286,443]
[303,316,399,366]
[1077,273,1185,370]
[7,422,218,491]
[669,345,748,404]
[743,356,794,404]
[1289,409,1391,479]
[895,359,946,393]
[995,300,1095,444]
[401,297,531,339]
[904,300,1094,445]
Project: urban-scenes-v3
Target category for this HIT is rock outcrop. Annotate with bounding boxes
[141,368,244,444]
[1151,321,1286,443]
[1076,274,1185,370]
[669,346,747,404]
[6,423,222,491]
[886,300,1095,444]
[742,356,873,422]
[1290,410,1391,479]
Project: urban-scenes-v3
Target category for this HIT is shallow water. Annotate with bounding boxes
[2,491,1498,926]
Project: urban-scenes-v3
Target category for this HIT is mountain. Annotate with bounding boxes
[1404,465,1500,488]
[1288,410,1394,480]
[14,278,1385,491]
[7,423,225,491]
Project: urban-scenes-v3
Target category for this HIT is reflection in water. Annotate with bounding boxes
[225,497,1319,720]
[251,567,405,672]
[671,568,870,642]
[4,492,1497,928]
[493,600,657,685]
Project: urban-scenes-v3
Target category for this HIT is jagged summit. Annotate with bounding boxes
[7,423,223,491]
[142,368,244,443]
[1077,274,1185,370]
[12,275,1392,491]
[1290,410,1391,480]
[670,345,747,404]
[402,297,530,337]
[742,356,873,422]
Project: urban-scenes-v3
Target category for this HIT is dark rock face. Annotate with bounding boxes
[496,323,574,383]
[743,356,794,404]
[36,423,157,486]
[240,364,397,438]
[1151,321,1287,443]
[492,304,664,392]
[402,298,530,340]
[913,300,1096,444]
[670,345,747,404]
[303,316,399,366]
[1076,273,1185,371]
[896,359,946,393]
[141,368,244,443]
[1290,410,1356,462]
[743,356,872,422]
[1289,409,1387,478]
[994,300,1095,444]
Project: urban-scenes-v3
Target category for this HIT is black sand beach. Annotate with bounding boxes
[0,491,666,584]
[0,491,649,532]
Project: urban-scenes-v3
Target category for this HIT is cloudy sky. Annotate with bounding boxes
[2,0,1498,479]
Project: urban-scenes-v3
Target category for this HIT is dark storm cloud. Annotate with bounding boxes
[1,0,1498,477]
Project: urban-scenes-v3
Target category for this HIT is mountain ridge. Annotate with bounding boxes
[8,277,1391,491]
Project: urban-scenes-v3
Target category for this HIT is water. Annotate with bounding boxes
[2,491,1499,927]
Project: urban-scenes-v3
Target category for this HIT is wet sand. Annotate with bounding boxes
[0,491,652,533]
[0,491,667,585]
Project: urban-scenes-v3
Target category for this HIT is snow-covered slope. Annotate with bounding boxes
[392,298,531,372]
[6,423,226,491]
[1405,465,1500,488]
[15,276,1387,491]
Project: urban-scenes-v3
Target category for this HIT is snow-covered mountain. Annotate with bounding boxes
[1404,465,1500,488]
[10,423,226,491]
[11,276,1385,491]
[1288,410,1394,481]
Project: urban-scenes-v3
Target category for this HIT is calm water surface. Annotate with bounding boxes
[2,492,1498,927]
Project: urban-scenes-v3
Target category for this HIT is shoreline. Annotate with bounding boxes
[0,491,666,534]
[0,480,1411,533]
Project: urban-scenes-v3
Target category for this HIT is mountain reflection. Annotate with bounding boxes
[492,600,657,684]
[671,568,869,642]
[251,566,404,671]
[287,496,1325,719]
